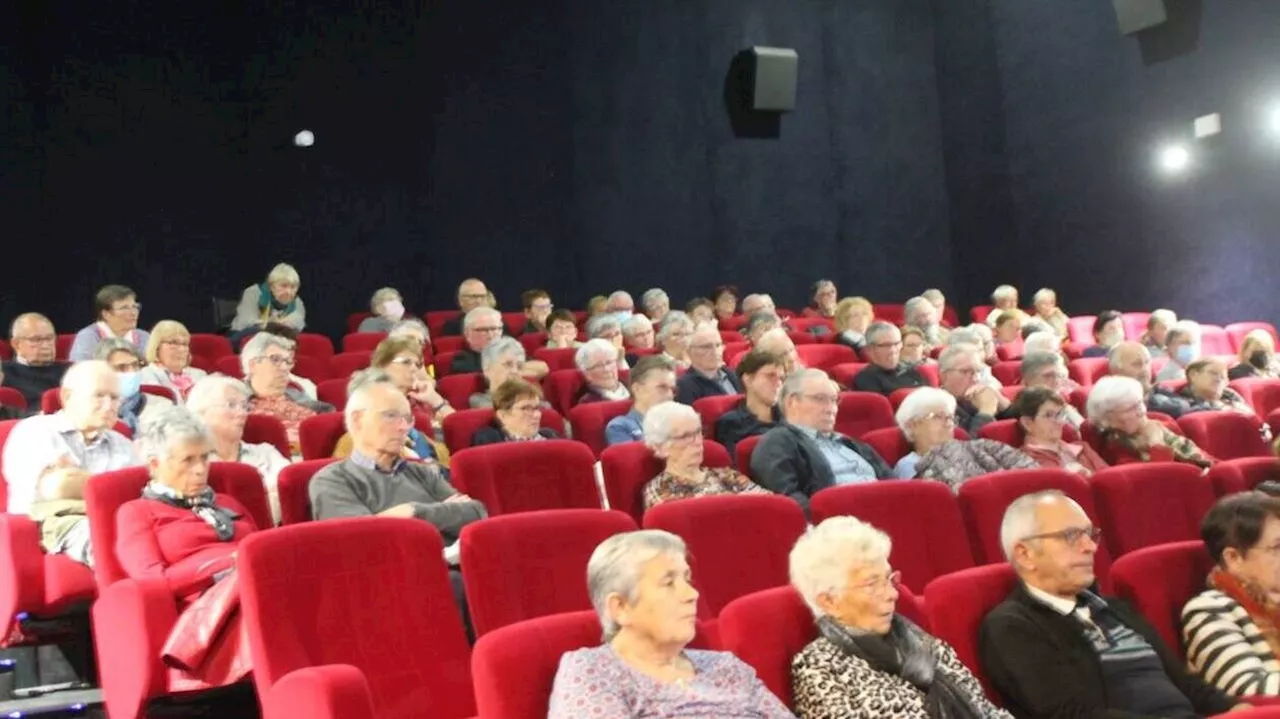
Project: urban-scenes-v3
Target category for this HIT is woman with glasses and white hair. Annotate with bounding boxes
[574,338,632,406]
[356,287,407,333]
[1031,288,1069,339]
[790,516,1009,719]
[241,333,331,454]
[548,530,793,718]
[1010,387,1107,477]
[140,320,207,401]
[1087,375,1215,468]
[470,337,527,409]
[640,401,765,510]
[893,387,1036,486]
[230,263,305,337]
[641,288,671,323]
[187,375,290,524]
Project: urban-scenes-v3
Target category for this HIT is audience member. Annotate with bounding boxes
[586,313,631,369]
[471,378,561,446]
[2,313,67,410]
[1010,386,1107,477]
[744,311,782,347]
[1231,330,1280,380]
[333,370,445,464]
[899,326,932,368]
[439,278,490,336]
[574,338,631,405]
[945,326,1002,390]
[1019,351,1084,428]
[139,320,207,401]
[1020,316,1053,340]
[741,293,777,318]
[97,338,173,433]
[752,369,892,515]
[1108,341,1193,418]
[1142,309,1178,359]
[832,297,873,352]
[1031,288,1069,338]
[356,287,406,333]
[387,317,429,345]
[1022,329,1063,358]
[715,350,785,459]
[586,294,609,317]
[1183,492,1280,697]
[451,307,549,378]
[1157,320,1203,382]
[229,264,305,341]
[187,375,289,523]
[658,311,695,369]
[981,491,1239,718]
[1180,358,1255,416]
[790,517,1010,719]
[605,356,677,446]
[986,285,1029,329]
[545,309,581,349]
[641,288,670,323]
[371,336,454,423]
[904,295,947,348]
[548,530,793,718]
[994,312,1023,356]
[605,290,635,318]
[686,297,716,325]
[922,288,949,327]
[241,333,330,453]
[1081,310,1124,358]
[69,284,149,362]
[852,323,926,395]
[938,344,1009,435]
[894,387,1036,488]
[521,289,553,333]
[756,328,801,374]
[712,285,739,321]
[804,279,838,319]
[640,402,765,510]
[470,337,526,409]
[622,314,656,350]
[675,324,742,405]
[1086,375,1215,467]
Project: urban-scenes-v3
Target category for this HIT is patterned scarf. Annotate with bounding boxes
[142,481,240,542]
[1208,567,1280,661]
[256,282,298,318]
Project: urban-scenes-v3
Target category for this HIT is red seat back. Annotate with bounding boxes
[736,435,763,477]
[567,399,633,456]
[215,355,244,378]
[924,563,1018,700]
[440,407,566,454]
[643,494,806,617]
[433,336,467,354]
[0,387,27,410]
[532,348,578,372]
[315,378,348,412]
[298,413,347,460]
[692,394,743,439]
[240,519,475,719]
[1068,357,1110,386]
[600,441,731,523]
[1199,324,1233,356]
[461,510,637,637]
[835,392,895,439]
[276,459,337,525]
[969,305,995,324]
[828,362,868,389]
[436,373,485,412]
[541,370,586,415]
[55,334,74,361]
[1176,411,1270,460]
[189,333,233,359]
[1207,457,1280,496]
[1109,540,1213,661]
[345,312,374,334]
[501,312,527,336]
[875,304,907,325]
[291,354,331,382]
[917,363,940,387]
[450,440,599,516]
[810,482,975,592]
[424,310,461,338]
[329,352,371,379]
[243,414,293,458]
[795,344,856,371]
[1067,315,1097,344]
[294,333,335,359]
[1121,312,1151,341]
[1090,462,1216,558]
[1230,379,1280,417]
[991,361,1022,386]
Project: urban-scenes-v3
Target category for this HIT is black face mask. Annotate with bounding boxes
[1251,351,1270,369]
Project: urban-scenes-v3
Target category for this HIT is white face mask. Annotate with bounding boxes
[382,300,406,321]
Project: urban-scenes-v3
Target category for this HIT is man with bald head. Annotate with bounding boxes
[1107,341,1191,418]
[439,278,491,336]
[3,312,68,411]
[755,328,801,374]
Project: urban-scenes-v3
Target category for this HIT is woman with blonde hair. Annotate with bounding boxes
[139,320,207,401]
[833,297,874,352]
[1231,330,1280,381]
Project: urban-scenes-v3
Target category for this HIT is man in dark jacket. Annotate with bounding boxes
[980,490,1242,719]
[675,324,743,405]
[1108,341,1193,419]
[750,368,892,516]
[851,322,927,395]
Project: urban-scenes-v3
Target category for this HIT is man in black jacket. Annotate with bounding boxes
[980,490,1243,718]
[675,324,743,405]
[851,322,927,395]
[750,368,892,516]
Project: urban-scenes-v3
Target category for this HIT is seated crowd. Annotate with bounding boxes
[3,266,1280,717]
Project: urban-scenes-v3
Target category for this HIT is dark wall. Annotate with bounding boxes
[0,0,952,339]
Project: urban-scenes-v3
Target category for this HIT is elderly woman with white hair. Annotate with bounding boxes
[905,296,948,348]
[186,375,290,524]
[241,332,332,454]
[574,338,632,406]
[470,337,527,409]
[640,401,765,510]
[548,530,793,718]
[1141,309,1178,359]
[115,406,260,686]
[1031,288,1069,338]
[790,516,1009,719]
[229,263,305,340]
[986,284,1029,329]
[587,312,632,370]
[641,288,670,323]
[356,287,406,333]
[622,313,657,351]
[1087,375,1215,467]
[893,387,1036,486]
[658,311,695,370]
[387,317,430,345]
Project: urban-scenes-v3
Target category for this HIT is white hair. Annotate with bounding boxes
[138,406,211,462]
[186,375,251,417]
[1106,341,1150,372]
[622,314,653,337]
[343,369,399,432]
[1032,288,1057,305]
[922,289,945,305]
[640,289,668,313]
[1149,309,1177,329]
[574,338,618,371]
[266,263,300,287]
[1019,352,1065,384]
[607,291,634,309]
[968,323,994,341]
[481,337,525,370]
[938,343,981,373]
[1168,319,1202,345]
[756,327,795,357]
[388,318,429,342]
[657,311,694,343]
[369,287,402,313]
[894,387,956,440]
[903,296,933,323]
[999,490,1086,561]
[1023,331,1060,355]
[946,326,982,346]
[1085,375,1145,424]
[587,530,687,640]
[61,359,114,393]
[642,401,699,449]
[780,367,831,406]
[991,284,1018,303]
[789,516,892,617]
[462,306,500,332]
[586,314,622,339]
[240,332,294,376]
[94,337,142,362]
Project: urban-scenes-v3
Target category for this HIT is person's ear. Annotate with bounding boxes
[146,455,162,475]
[1017,416,1034,434]
[605,592,631,629]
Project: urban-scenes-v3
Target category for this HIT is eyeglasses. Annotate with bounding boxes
[1035,409,1071,422]
[391,357,426,370]
[849,570,902,595]
[918,412,955,425]
[531,303,553,312]
[161,339,190,348]
[111,304,142,314]
[507,403,542,415]
[377,410,414,426]
[690,342,725,351]
[470,326,503,335]
[668,428,703,444]
[258,354,295,369]
[584,361,616,373]
[1022,526,1102,547]
[800,393,839,406]
[15,335,55,344]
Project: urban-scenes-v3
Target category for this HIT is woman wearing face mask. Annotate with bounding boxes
[1231,331,1280,381]
[1156,321,1203,383]
[356,287,406,333]
[95,338,174,433]
[1081,310,1125,358]
[1180,359,1255,416]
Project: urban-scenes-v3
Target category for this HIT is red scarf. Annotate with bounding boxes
[1209,567,1280,660]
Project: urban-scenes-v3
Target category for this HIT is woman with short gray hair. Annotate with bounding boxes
[574,338,631,405]
[387,317,430,345]
[640,401,765,510]
[97,337,173,432]
[1087,375,1215,467]
[587,313,631,370]
[548,530,793,718]
[1031,287,1069,338]
[470,337,527,409]
[790,516,1010,719]
[230,262,306,336]
[891,387,1036,485]
[641,288,670,323]
[357,287,407,333]
[658,311,695,369]
[115,406,261,686]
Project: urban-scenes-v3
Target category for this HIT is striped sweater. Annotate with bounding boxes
[1182,589,1280,696]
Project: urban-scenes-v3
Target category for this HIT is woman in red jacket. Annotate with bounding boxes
[115,406,260,690]
[1085,375,1216,469]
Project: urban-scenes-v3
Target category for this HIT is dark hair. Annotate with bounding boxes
[261,322,299,342]
[1201,493,1280,564]
[736,349,785,379]
[711,285,738,304]
[1093,310,1123,338]
[1008,386,1066,435]
[744,312,780,337]
[94,285,136,318]
[492,377,543,410]
[521,289,550,310]
[630,355,676,386]
[546,308,576,328]
[685,297,714,314]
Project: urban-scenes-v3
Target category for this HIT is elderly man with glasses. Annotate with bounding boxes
[3,312,67,411]
[674,324,743,405]
[438,278,493,336]
[851,322,928,395]
[449,307,548,378]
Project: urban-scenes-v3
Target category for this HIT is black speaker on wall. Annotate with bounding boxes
[1113,0,1168,34]
[749,47,798,111]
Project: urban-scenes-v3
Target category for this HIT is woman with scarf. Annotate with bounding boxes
[1182,492,1280,696]
[96,338,174,433]
[229,263,306,344]
[68,284,150,361]
[115,406,259,689]
[790,516,1011,718]
[139,320,207,401]
[1086,376,1217,468]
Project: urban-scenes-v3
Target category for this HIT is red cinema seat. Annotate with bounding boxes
[441,408,566,455]
[917,363,940,387]
[828,362,868,389]
[1108,540,1212,662]
[888,387,921,411]
[1208,457,1280,496]
[785,331,818,346]
[293,333,335,359]
[1090,462,1216,558]
[1062,342,1090,361]
[692,394,743,439]
[567,399,633,456]
[600,441,731,523]
[433,351,461,377]
[276,459,337,525]
[433,336,467,354]
[859,426,967,468]
[518,333,548,356]
[736,435,763,478]
[297,413,347,460]
[1227,322,1280,351]
[874,304,907,325]
[835,392,895,439]
[328,351,371,379]
[995,345,1024,362]
[723,342,751,365]
[790,317,834,335]
[969,305,995,324]
[243,414,293,459]
[501,312,528,336]
[461,509,637,637]
[188,333,233,359]
[215,355,244,378]
[1067,315,1097,344]
[1176,411,1270,460]
[976,419,1076,447]
[533,347,578,372]
[55,334,74,360]
[424,310,461,338]
[991,362,1022,386]
[541,369,586,415]
[345,312,374,334]
[923,563,1019,700]
[262,665,375,719]
[188,354,216,373]
[1231,379,1280,418]
[0,388,27,411]
[643,494,806,620]
[942,306,960,328]
[436,372,485,411]
[1121,312,1151,342]
[795,344,855,371]
[810,482,975,592]
[291,354,331,383]
[450,440,599,515]
[1199,324,1233,356]
[315,378,348,411]
[0,341,11,361]
[87,463,271,719]
[240,519,475,719]
[719,315,749,331]
[1068,358,1110,386]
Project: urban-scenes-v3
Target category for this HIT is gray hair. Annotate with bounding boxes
[1085,375,1145,424]
[94,337,142,363]
[343,368,399,431]
[574,338,618,371]
[938,343,981,373]
[922,288,945,305]
[586,313,622,339]
[369,287,402,313]
[266,262,301,287]
[388,318,429,341]
[745,311,781,337]
[641,288,668,314]
[1021,318,1052,338]
[1032,288,1057,305]
[657,311,694,343]
[903,296,933,323]
[789,516,892,617]
[642,401,700,449]
[1000,490,1086,561]
[623,314,654,337]
[947,327,982,346]
[864,321,899,346]
[138,406,211,462]
[186,375,251,417]
[1149,309,1177,330]
[780,368,832,406]
[1023,331,1060,355]
[894,387,956,440]
[480,337,526,370]
[1106,341,1150,373]
[61,359,115,394]
[607,291,634,310]
[240,332,294,376]
[1020,351,1065,383]
[588,530,688,640]
[1167,320,1201,347]
[462,306,500,332]
[968,323,994,341]
[991,284,1018,303]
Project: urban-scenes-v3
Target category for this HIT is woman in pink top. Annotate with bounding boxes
[1011,387,1108,477]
